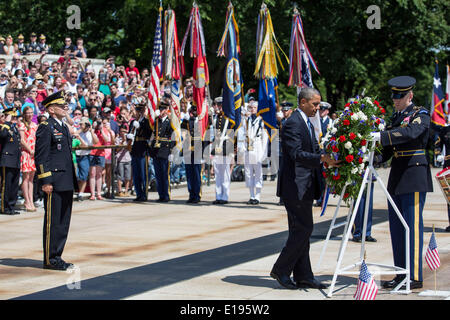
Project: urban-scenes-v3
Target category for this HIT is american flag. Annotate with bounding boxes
[425,231,441,271]
[148,4,163,128]
[354,260,378,300]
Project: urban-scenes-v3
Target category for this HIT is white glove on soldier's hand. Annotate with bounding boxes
[370,132,380,142]
[133,121,140,129]
[126,133,134,140]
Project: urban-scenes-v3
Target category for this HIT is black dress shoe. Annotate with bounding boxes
[352,236,362,242]
[296,278,329,289]
[1,210,20,215]
[408,280,423,289]
[191,199,200,204]
[446,226,450,232]
[133,197,146,202]
[246,199,255,205]
[365,236,377,242]
[253,199,260,205]
[186,199,193,203]
[43,260,74,271]
[270,271,297,290]
[382,275,405,289]
[213,200,221,205]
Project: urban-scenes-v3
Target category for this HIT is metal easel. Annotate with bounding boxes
[317,141,411,297]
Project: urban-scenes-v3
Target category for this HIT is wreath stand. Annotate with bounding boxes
[317,141,411,298]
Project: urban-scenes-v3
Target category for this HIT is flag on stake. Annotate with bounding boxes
[217,2,243,130]
[148,1,163,129]
[431,59,446,127]
[182,2,211,138]
[425,230,441,271]
[162,7,184,151]
[354,260,378,300]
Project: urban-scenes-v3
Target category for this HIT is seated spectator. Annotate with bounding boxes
[125,59,140,80]
[74,38,87,58]
[3,35,17,55]
[38,34,50,54]
[16,34,26,55]
[60,37,76,56]
[115,124,132,196]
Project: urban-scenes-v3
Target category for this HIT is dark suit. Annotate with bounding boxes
[35,117,78,266]
[0,121,21,213]
[273,109,322,282]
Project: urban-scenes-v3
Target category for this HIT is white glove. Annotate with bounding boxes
[133,121,140,129]
[126,133,134,140]
[155,109,161,117]
[370,132,380,142]
[437,154,444,163]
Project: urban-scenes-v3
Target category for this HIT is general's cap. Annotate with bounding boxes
[42,90,66,108]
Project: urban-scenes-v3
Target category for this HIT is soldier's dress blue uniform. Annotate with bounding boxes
[181,107,203,203]
[150,107,175,202]
[0,108,21,215]
[129,114,153,201]
[35,91,78,270]
[379,76,433,288]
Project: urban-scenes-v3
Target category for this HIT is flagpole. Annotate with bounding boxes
[433,224,437,293]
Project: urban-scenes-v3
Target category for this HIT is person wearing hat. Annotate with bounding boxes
[126,97,153,202]
[0,107,21,215]
[210,97,234,205]
[16,34,26,55]
[34,90,78,270]
[25,32,40,55]
[319,101,332,135]
[370,76,433,289]
[241,100,268,205]
[38,34,50,54]
[149,100,174,202]
[181,103,203,203]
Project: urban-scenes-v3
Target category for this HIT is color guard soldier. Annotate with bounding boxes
[0,107,21,215]
[181,104,203,203]
[211,97,234,205]
[371,76,433,289]
[149,101,175,202]
[35,91,78,270]
[127,97,153,202]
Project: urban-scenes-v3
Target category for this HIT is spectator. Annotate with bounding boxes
[75,117,98,201]
[89,118,107,200]
[102,107,119,135]
[2,89,15,110]
[18,106,38,212]
[52,75,65,92]
[65,71,79,95]
[3,35,17,55]
[98,71,111,96]
[101,116,115,197]
[21,86,40,123]
[27,65,38,86]
[71,108,83,130]
[115,124,132,196]
[60,37,76,55]
[16,34,26,55]
[125,59,140,80]
[75,84,87,109]
[74,38,87,58]
[38,34,50,54]
[110,82,126,107]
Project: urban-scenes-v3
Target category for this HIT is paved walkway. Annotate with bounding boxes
[0,168,448,301]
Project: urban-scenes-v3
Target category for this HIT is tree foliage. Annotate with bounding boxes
[0,0,448,111]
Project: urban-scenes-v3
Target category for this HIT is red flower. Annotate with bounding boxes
[343,119,350,126]
[349,132,356,140]
[345,103,350,107]
[360,139,367,146]
[343,193,350,199]
[322,171,327,178]
[330,137,336,141]
[374,100,380,107]
[332,173,341,181]
[339,135,346,142]
[376,118,381,125]
[332,145,339,153]
[345,155,354,163]
[358,157,363,164]
[380,108,386,114]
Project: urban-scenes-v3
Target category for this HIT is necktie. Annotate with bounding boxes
[307,119,314,140]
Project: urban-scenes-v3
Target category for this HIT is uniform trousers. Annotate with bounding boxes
[0,167,20,213]
[131,156,148,200]
[43,190,73,265]
[213,155,232,201]
[154,157,170,200]
[388,192,426,282]
[185,163,202,201]
[244,162,263,200]
[272,197,314,282]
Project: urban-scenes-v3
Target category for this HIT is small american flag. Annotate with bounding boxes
[425,231,441,271]
[354,260,378,300]
[148,4,163,127]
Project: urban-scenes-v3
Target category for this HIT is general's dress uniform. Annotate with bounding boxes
[211,110,234,204]
[149,103,174,202]
[242,114,268,204]
[379,76,433,289]
[0,108,21,215]
[35,91,78,270]
[129,109,153,202]
[181,105,203,203]
[435,124,450,231]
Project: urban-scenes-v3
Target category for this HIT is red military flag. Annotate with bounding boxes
[431,60,446,126]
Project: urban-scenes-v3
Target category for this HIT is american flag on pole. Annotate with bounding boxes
[148,2,163,128]
[425,231,441,271]
[354,260,378,300]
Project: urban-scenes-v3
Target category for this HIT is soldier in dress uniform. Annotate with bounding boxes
[16,34,26,55]
[35,91,78,270]
[181,104,203,203]
[241,100,268,205]
[371,76,433,289]
[38,34,50,54]
[211,97,234,205]
[149,100,175,202]
[435,123,450,232]
[127,97,153,202]
[0,107,21,215]
[25,32,40,55]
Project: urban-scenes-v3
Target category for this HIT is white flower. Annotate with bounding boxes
[378,123,385,131]
[351,167,359,174]
[351,113,359,121]
[331,127,337,134]
[357,111,367,121]
[361,146,367,154]
[344,141,352,149]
